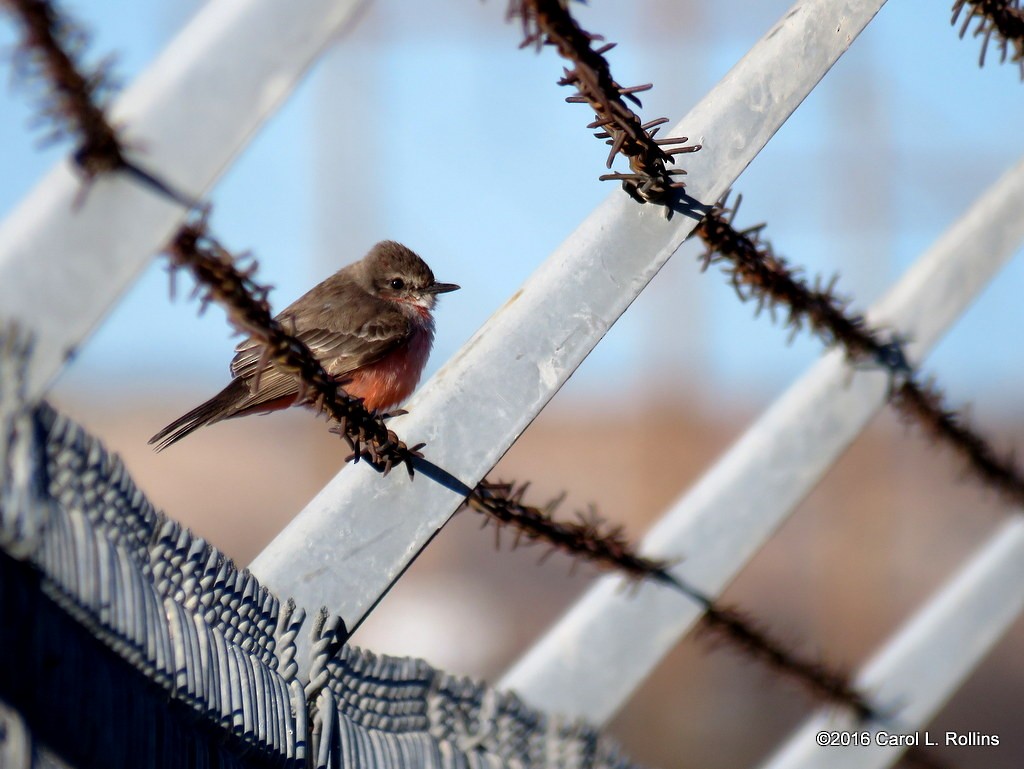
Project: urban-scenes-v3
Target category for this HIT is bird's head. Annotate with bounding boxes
[359,241,459,312]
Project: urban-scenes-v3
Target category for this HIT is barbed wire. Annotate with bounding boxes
[892,377,1024,502]
[470,480,677,583]
[693,195,910,370]
[4,0,123,177]
[952,0,1024,77]
[1,0,196,205]
[474,477,961,763]
[696,195,1024,510]
[696,600,960,767]
[506,0,700,209]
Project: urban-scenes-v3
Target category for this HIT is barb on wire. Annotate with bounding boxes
[951,0,1024,77]
[692,598,874,720]
[507,0,700,209]
[3,0,121,174]
[892,378,1024,504]
[695,194,1024,513]
[693,194,911,373]
[2,0,197,205]
[467,480,676,584]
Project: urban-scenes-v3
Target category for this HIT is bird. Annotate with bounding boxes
[150,240,458,451]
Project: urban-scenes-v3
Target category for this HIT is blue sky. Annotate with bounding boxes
[1,0,1022,415]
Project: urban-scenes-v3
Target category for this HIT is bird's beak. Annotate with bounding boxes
[425,281,460,294]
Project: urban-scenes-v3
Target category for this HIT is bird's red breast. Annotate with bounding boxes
[341,322,433,411]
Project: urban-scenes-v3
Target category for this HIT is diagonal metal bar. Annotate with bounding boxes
[0,0,368,399]
[498,156,1024,723]
[760,517,1024,769]
[249,0,888,674]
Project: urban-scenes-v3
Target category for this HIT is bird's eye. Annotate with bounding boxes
[389,278,405,290]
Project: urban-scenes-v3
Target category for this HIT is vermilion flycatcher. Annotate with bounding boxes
[150,240,458,451]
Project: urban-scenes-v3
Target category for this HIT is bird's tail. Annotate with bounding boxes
[149,379,248,452]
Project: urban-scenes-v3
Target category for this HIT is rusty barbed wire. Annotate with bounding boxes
[1,0,196,205]
[507,0,700,208]
[952,0,1024,77]
[183,233,693,585]
[696,587,952,769]
[468,480,677,584]
[691,599,874,720]
[474,480,921,735]
[506,0,1024,518]
[701,597,954,769]
[694,194,912,371]
[3,0,122,174]
[165,221,678,578]
[165,218,687,592]
[167,219,685,582]
[893,378,1024,503]
[696,194,1024,512]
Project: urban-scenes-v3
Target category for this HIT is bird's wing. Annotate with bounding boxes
[229,299,412,409]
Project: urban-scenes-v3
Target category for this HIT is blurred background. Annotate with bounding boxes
[2,1,1024,767]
